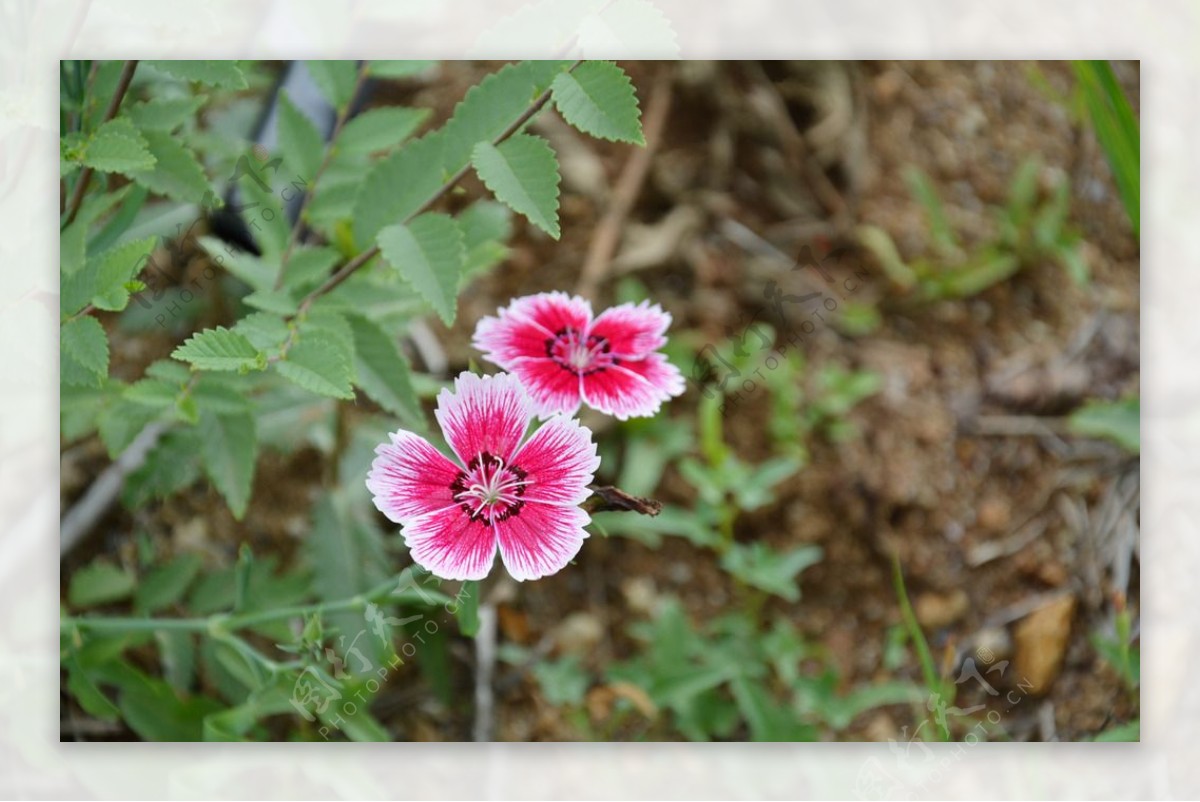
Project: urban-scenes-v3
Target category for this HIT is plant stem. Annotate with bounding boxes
[61,575,402,636]
[273,63,372,290]
[891,552,950,741]
[290,61,580,318]
[63,59,139,228]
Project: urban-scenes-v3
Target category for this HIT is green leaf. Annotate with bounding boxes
[69,559,136,608]
[376,213,466,325]
[471,134,561,238]
[455,580,481,637]
[532,656,589,706]
[122,427,202,508]
[275,337,355,399]
[127,131,213,204]
[551,61,645,144]
[65,653,120,721]
[351,131,447,249]
[81,118,155,174]
[1073,61,1139,237]
[277,93,325,181]
[458,200,512,280]
[1068,397,1140,453]
[1093,719,1140,742]
[347,314,423,424]
[147,60,247,89]
[118,675,223,741]
[200,410,257,519]
[91,236,158,311]
[730,677,812,741]
[368,60,436,79]
[281,246,340,291]
[126,96,205,131]
[97,397,161,457]
[719,543,823,602]
[135,553,204,614]
[338,107,429,155]
[440,60,570,176]
[61,316,109,387]
[305,61,359,109]
[173,327,262,371]
[233,312,291,351]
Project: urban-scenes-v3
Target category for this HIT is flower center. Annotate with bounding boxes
[450,451,529,524]
[545,326,619,375]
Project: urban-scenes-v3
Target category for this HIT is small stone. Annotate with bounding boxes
[977,496,1011,532]
[915,589,970,629]
[1013,595,1076,695]
[552,611,603,657]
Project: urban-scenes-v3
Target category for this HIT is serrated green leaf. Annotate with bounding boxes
[200,410,257,519]
[551,61,645,144]
[69,559,135,608]
[458,200,512,281]
[347,314,422,424]
[277,93,325,181]
[199,236,273,290]
[147,60,247,89]
[338,107,429,155]
[97,398,161,457]
[377,213,465,325]
[471,134,561,238]
[91,236,158,311]
[123,377,180,409]
[172,327,262,371]
[303,307,356,367]
[440,60,570,176]
[351,131,447,250]
[281,246,340,291]
[127,131,213,204]
[61,316,109,387]
[122,427,202,509]
[275,337,355,399]
[127,96,205,131]
[134,553,204,614]
[233,312,291,351]
[305,61,359,109]
[243,288,299,316]
[82,118,155,174]
[719,543,823,602]
[368,60,436,79]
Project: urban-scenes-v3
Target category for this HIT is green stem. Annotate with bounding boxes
[61,575,401,636]
[890,553,950,741]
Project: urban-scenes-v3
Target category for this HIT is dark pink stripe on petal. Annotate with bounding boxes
[581,353,686,420]
[588,300,671,358]
[495,503,590,581]
[513,416,600,506]
[366,429,462,524]
[402,505,498,581]
[435,371,533,464]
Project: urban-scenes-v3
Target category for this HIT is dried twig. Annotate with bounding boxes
[575,67,673,300]
[60,421,168,557]
[472,602,498,742]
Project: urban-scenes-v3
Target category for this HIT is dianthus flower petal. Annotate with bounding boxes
[513,416,600,506]
[401,505,498,581]
[509,357,584,418]
[473,291,593,366]
[588,300,671,358]
[366,430,462,523]
[581,353,686,420]
[495,503,590,581]
[434,371,533,465]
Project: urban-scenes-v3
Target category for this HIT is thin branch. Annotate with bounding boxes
[273,63,372,290]
[63,60,139,227]
[472,602,498,742]
[292,61,581,317]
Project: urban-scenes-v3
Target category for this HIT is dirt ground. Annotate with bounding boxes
[61,60,1140,741]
